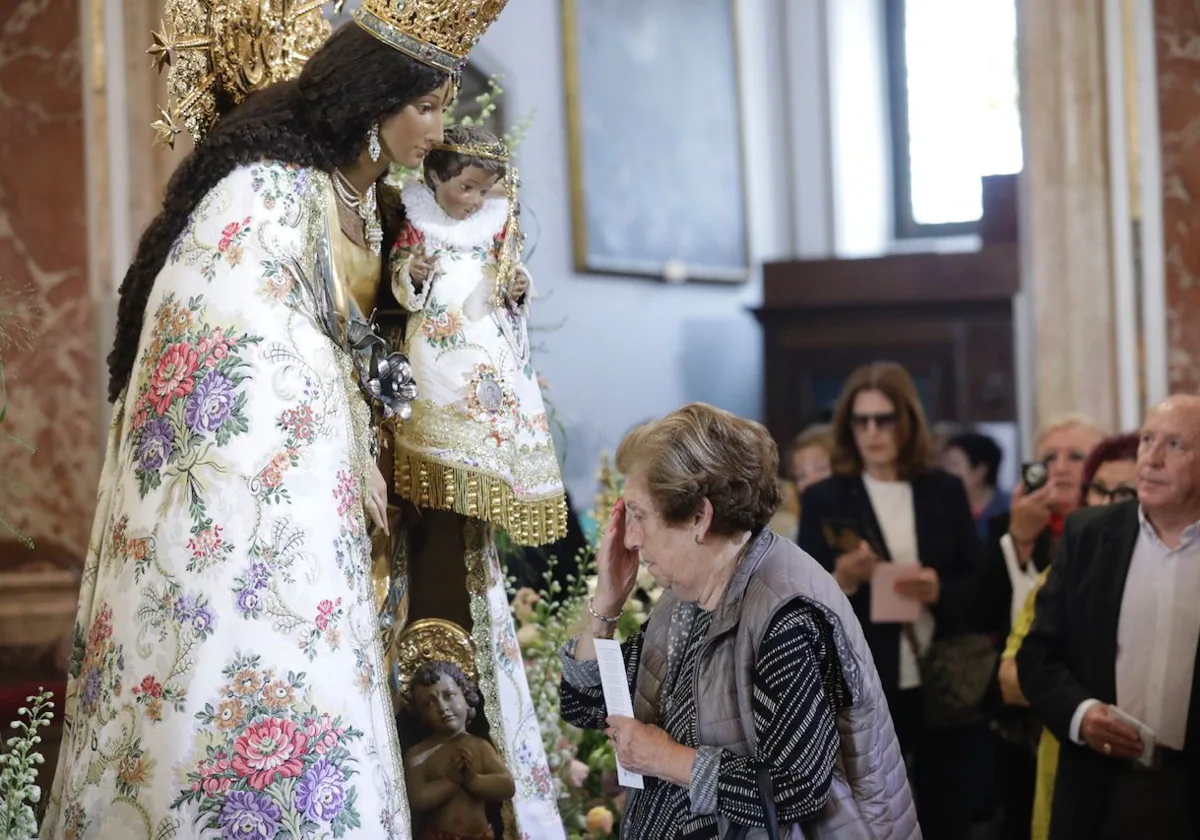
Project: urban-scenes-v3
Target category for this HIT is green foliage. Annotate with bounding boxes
[451,74,534,154]
[499,456,647,839]
[0,690,55,840]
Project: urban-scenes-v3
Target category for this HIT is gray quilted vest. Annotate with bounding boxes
[632,530,921,840]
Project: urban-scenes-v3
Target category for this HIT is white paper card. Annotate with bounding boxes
[593,638,645,789]
[1108,705,1157,767]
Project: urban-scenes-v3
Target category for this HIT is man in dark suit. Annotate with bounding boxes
[1017,395,1200,840]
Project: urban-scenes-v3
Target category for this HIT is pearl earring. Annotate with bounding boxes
[694,533,702,544]
[368,123,382,162]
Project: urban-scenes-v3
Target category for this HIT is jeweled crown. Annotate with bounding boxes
[353,0,509,74]
[431,139,508,162]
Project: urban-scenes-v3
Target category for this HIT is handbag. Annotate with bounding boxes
[757,763,782,840]
[904,625,998,729]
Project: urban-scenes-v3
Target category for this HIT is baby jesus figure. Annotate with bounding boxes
[402,660,516,840]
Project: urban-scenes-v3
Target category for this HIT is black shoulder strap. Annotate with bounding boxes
[757,763,782,840]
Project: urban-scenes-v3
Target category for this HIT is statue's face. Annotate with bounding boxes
[379,80,454,169]
[433,165,501,221]
[413,673,470,735]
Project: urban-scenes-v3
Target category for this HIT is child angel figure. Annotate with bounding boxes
[402,660,515,840]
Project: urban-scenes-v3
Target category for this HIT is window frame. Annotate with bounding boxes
[884,0,980,240]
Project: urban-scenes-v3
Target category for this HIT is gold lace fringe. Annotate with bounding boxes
[394,450,569,546]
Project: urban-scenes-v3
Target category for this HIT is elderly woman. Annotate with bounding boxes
[559,404,917,839]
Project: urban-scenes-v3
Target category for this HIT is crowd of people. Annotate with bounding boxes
[759,361,1198,840]
[549,356,1198,838]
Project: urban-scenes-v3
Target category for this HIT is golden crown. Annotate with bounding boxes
[431,139,508,162]
[353,0,509,74]
[148,0,337,148]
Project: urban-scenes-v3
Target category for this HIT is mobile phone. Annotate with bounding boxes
[1022,461,1048,493]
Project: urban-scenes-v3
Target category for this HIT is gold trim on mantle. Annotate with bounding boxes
[394,450,568,546]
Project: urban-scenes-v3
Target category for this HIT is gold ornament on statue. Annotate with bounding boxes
[148,0,339,148]
[353,0,510,74]
[490,165,522,307]
[392,618,476,697]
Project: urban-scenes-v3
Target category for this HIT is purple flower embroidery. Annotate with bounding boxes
[217,790,281,840]
[191,604,214,634]
[295,758,347,822]
[173,594,199,622]
[172,594,215,633]
[138,419,175,471]
[186,370,236,433]
[247,562,269,589]
[236,587,261,615]
[80,667,102,710]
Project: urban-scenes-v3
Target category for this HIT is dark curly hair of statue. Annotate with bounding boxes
[423,125,508,187]
[403,660,480,727]
[106,22,448,403]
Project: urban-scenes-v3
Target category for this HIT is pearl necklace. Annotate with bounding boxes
[332,169,382,255]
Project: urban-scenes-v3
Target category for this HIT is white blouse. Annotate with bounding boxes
[863,474,936,691]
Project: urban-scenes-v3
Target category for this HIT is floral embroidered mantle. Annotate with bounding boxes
[39,163,408,840]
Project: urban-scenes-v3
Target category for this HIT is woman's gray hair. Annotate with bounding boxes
[616,402,781,535]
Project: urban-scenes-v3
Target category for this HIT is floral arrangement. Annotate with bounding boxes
[0,689,54,840]
[504,456,662,840]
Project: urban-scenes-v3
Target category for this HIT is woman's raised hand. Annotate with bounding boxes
[593,499,640,616]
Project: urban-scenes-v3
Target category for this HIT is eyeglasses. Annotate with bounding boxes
[1085,483,1138,504]
[851,412,898,431]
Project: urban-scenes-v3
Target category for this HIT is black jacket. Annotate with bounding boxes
[1017,501,1200,839]
[797,469,982,691]
[973,512,1056,644]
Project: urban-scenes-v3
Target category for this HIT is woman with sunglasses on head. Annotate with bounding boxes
[797,361,983,840]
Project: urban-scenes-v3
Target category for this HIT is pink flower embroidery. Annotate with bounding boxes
[188,525,225,562]
[303,714,343,756]
[218,217,251,252]
[134,675,163,699]
[231,717,309,790]
[198,751,233,795]
[196,328,232,368]
[315,598,341,631]
[148,342,200,414]
[333,470,357,517]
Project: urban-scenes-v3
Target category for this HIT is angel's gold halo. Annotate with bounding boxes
[392,617,477,699]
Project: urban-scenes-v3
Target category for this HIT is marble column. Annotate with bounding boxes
[1155,0,1200,394]
[83,0,187,437]
[1019,0,1121,433]
[0,0,99,555]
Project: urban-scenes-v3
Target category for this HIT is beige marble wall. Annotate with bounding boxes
[1019,0,1121,433]
[1155,0,1200,394]
[0,0,98,557]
